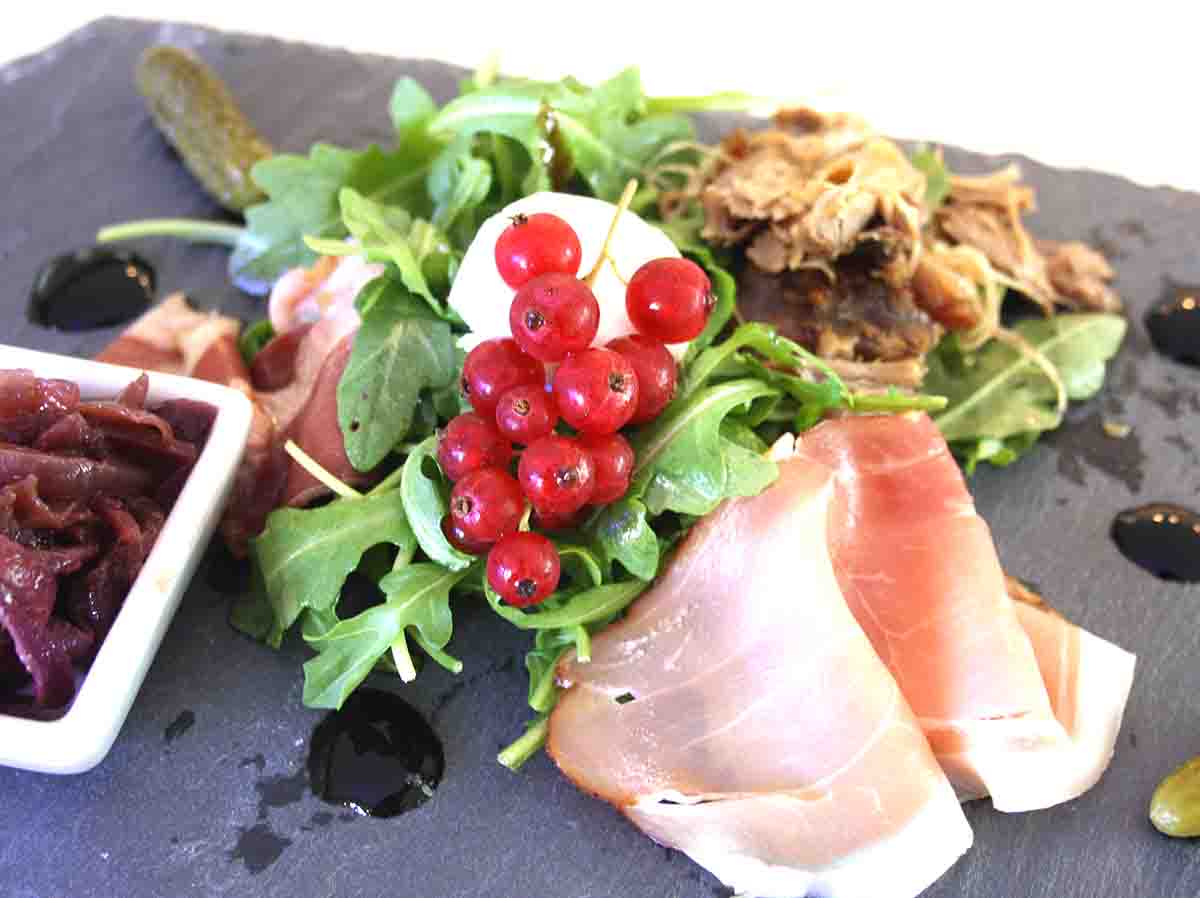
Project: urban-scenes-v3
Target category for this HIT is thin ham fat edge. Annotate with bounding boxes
[548,457,972,898]
[789,414,1135,812]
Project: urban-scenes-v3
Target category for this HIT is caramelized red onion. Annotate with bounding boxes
[0,370,214,715]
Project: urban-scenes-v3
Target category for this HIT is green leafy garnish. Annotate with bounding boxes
[250,489,416,647]
[238,142,439,282]
[303,563,471,706]
[400,436,475,571]
[632,378,780,516]
[335,279,456,472]
[589,498,659,581]
[304,189,459,310]
[237,317,275,366]
[925,313,1127,468]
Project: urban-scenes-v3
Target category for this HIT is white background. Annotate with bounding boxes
[8,2,1199,192]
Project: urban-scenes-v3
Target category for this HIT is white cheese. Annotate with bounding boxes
[447,192,689,360]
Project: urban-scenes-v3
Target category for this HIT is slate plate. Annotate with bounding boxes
[2,17,1198,898]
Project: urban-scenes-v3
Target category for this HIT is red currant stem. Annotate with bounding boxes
[284,439,363,499]
[583,178,639,288]
[497,715,549,771]
[518,503,533,532]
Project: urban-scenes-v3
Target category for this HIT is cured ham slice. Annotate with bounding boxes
[1012,596,1136,804]
[794,413,1131,811]
[96,254,380,552]
[548,459,971,898]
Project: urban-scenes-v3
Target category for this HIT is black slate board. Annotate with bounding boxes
[2,17,1199,898]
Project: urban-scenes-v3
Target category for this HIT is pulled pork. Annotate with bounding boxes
[694,110,1123,384]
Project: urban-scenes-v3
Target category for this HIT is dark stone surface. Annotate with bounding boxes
[2,16,1199,898]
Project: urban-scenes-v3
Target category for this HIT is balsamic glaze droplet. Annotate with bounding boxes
[307,689,443,818]
[29,248,155,331]
[1145,285,1200,367]
[1111,503,1200,582]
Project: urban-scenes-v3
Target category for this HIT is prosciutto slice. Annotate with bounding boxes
[96,253,381,553]
[548,459,971,898]
[794,413,1132,811]
[1012,598,1136,803]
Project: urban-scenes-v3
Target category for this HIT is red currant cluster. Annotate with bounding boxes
[438,212,714,607]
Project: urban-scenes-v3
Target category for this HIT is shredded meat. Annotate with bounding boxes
[738,253,942,363]
[689,112,1123,389]
[1039,240,1122,313]
[702,122,924,281]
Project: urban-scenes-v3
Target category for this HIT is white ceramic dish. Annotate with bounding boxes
[0,345,253,774]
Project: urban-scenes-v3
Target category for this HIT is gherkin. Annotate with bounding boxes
[1151,756,1200,838]
[135,45,272,212]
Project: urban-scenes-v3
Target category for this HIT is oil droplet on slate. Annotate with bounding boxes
[307,688,443,818]
[29,248,155,331]
[1145,285,1200,367]
[1111,503,1200,582]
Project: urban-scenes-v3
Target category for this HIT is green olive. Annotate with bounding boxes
[1151,756,1200,838]
[135,45,272,213]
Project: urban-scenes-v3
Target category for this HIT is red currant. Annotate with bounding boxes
[487,532,561,607]
[494,213,583,289]
[495,383,558,445]
[441,515,490,555]
[518,435,596,516]
[437,413,512,482]
[448,467,525,546]
[606,335,677,424]
[552,348,639,435]
[509,273,600,362]
[625,257,714,344]
[580,433,634,505]
[461,338,544,418]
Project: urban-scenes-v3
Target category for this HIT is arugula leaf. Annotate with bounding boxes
[336,279,456,472]
[303,188,454,309]
[632,378,780,516]
[589,498,658,581]
[237,318,275,366]
[302,563,471,707]
[486,579,646,631]
[236,141,441,284]
[400,436,475,571]
[955,432,1041,475]
[554,68,693,201]
[680,244,737,365]
[389,78,438,145]
[720,437,781,498]
[251,490,416,647]
[524,628,577,713]
[428,68,697,202]
[428,137,494,245]
[925,313,1127,445]
[911,145,951,210]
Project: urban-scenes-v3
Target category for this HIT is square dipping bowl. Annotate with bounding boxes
[0,346,253,774]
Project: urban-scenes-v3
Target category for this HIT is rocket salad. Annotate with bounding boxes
[99,54,1125,768]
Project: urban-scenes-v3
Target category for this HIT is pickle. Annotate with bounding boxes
[1151,756,1200,838]
[135,45,272,213]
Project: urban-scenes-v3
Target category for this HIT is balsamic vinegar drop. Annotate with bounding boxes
[29,248,155,331]
[1111,503,1200,582]
[1145,284,1200,367]
[307,689,443,818]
